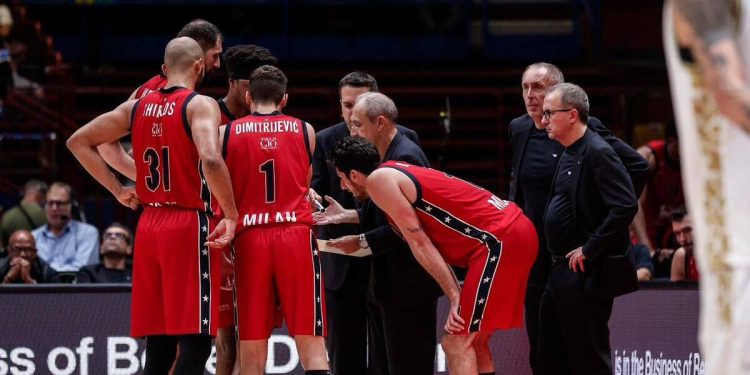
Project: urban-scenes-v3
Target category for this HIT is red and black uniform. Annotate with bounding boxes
[643,140,684,248]
[380,161,538,334]
[133,73,168,99]
[223,111,324,340]
[215,97,238,329]
[130,86,221,337]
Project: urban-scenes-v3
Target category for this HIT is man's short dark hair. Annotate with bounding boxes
[671,205,688,222]
[176,19,222,53]
[338,71,378,92]
[105,222,133,245]
[332,137,380,176]
[224,44,278,80]
[249,65,287,105]
[24,179,48,195]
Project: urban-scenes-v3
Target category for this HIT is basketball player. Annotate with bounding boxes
[67,37,238,375]
[220,65,329,374]
[664,1,750,373]
[214,44,277,375]
[99,18,224,181]
[332,136,537,375]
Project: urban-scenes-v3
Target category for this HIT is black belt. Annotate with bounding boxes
[550,254,567,263]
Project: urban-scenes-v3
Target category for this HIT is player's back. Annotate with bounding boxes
[131,86,212,212]
[381,161,522,266]
[224,111,313,233]
[134,74,168,99]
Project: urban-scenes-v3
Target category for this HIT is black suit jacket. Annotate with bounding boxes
[361,133,442,309]
[312,122,421,291]
[551,129,639,261]
[508,114,648,205]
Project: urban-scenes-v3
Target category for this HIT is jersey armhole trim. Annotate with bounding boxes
[182,91,200,140]
[222,121,232,160]
[380,165,422,206]
[302,120,313,165]
[129,98,142,131]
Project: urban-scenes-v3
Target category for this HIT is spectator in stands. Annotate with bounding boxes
[0,179,47,250]
[670,206,698,282]
[75,222,132,283]
[632,121,684,279]
[1,229,59,284]
[32,182,99,276]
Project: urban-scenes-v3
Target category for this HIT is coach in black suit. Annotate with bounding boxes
[508,63,648,374]
[536,83,639,374]
[317,92,441,375]
[312,72,423,375]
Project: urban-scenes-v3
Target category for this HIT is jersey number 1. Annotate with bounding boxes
[144,147,171,192]
[260,159,276,203]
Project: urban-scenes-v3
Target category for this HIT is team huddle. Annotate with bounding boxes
[64,18,539,375]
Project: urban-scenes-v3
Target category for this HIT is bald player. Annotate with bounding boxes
[67,37,237,375]
[98,18,224,182]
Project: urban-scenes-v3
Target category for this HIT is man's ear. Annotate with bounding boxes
[377,116,386,131]
[245,91,253,108]
[280,93,288,109]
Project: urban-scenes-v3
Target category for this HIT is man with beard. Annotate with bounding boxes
[75,223,133,283]
[669,207,698,281]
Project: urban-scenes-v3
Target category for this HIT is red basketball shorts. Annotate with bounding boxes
[217,245,234,329]
[234,225,326,340]
[131,208,222,337]
[457,214,538,334]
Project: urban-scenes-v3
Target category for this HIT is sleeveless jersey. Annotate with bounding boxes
[217,98,237,125]
[380,161,522,267]
[131,87,212,213]
[134,74,168,99]
[224,111,313,232]
[643,139,684,247]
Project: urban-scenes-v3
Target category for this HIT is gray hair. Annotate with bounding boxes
[548,83,589,123]
[24,179,48,195]
[354,92,398,123]
[523,62,565,86]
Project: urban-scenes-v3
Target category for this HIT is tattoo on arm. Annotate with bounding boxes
[406,226,423,233]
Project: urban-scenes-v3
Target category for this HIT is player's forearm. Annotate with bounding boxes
[202,158,238,220]
[97,142,136,181]
[410,240,460,301]
[67,140,125,196]
[632,204,654,254]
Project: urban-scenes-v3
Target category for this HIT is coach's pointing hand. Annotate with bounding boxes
[206,218,237,248]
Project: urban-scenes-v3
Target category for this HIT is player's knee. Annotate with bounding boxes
[441,334,471,356]
[215,331,236,362]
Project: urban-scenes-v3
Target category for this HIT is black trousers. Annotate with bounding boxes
[524,241,549,374]
[368,293,438,375]
[536,263,613,375]
[325,286,369,375]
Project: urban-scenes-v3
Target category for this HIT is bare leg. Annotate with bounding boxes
[239,339,268,375]
[472,331,495,373]
[294,335,329,371]
[216,326,237,375]
[441,333,478,375]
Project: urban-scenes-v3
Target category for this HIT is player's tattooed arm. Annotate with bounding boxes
[406,226,424,233]
[674,0,750,134]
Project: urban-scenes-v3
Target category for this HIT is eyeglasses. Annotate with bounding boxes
[46,200,71,207]
[8,246,36,255]
[542,108,574,119]
[103,232,129,243]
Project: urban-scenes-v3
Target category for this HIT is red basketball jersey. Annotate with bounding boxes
[131,87,213,213]
[134,74,168,99]
[380,161,522,267]
[224,111,313,233]
[217,98,237,125]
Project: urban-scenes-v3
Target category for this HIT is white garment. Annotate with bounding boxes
[664,1,750,373]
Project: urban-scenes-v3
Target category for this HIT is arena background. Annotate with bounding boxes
[0,0,689,374]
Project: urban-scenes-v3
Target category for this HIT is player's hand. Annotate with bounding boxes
[313,196,346,224]
[114,185,140,210]
[307,188,324,212]
[326,235,361,254]
[206,218,236,248]
[566,247,586,273]
[444,298,465,334]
